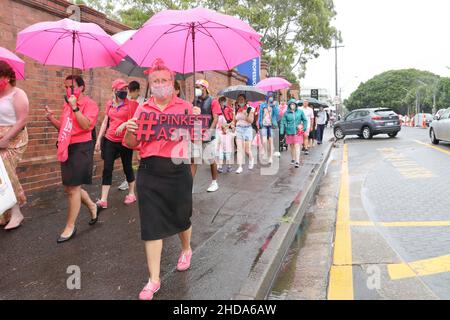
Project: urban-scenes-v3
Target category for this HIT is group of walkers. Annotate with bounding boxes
[0,58,329,300]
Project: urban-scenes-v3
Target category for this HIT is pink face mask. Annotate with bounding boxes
[0,78,9,93]
[66,87,81,99]
[151,84,174,99]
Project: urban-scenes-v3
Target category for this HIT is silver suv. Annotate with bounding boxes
[334,108,401,140]
[430,108,450,144]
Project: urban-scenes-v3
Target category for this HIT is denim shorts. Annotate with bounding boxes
[261,126,273,139]
[236,126,253,141]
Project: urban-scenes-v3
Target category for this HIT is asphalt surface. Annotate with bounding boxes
[270,126,450,300]
[0,130,332,300]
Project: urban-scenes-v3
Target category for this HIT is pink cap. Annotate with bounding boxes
[112,79,128,90]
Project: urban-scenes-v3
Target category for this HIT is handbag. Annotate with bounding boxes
[0,156,17,216]
[252,132,261,147]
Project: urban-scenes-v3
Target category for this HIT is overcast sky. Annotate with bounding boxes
[301,0,450,100]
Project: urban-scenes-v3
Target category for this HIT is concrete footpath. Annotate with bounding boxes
[0,130,333,300]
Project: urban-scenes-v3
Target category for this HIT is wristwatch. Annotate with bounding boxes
[72,107,80,112]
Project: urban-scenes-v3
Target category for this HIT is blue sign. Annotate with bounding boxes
[236,57,260,86]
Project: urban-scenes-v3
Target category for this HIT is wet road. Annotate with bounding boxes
[0,132,332,300]
[270,126,450,300]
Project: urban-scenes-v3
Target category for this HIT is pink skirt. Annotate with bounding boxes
[285,133,303,145]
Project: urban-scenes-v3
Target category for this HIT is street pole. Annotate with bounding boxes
[335,38,338,98]
[333,37,344,117]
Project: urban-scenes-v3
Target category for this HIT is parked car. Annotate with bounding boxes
[434,109,447,120]
[333,108,401,140]
[429,108,450,144]
[414,113,433,127]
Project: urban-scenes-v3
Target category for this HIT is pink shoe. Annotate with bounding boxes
[176,250,192,271]
[124,194,137,205]
[96,200,108,209]
[139,280,160,300]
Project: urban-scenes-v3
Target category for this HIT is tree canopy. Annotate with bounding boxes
[75,0,339,84]
[344,69,450,115]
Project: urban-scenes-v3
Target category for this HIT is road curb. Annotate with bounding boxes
[235,140,335,300]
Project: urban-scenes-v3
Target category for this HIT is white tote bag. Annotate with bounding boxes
[0,156,17,216]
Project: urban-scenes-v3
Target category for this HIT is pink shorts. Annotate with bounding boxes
[286,134,303,145]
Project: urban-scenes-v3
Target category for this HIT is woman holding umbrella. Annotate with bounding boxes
[0,60,29,230]
[124,59,198,300]
[234,94,255,174]
[44,75,99,243]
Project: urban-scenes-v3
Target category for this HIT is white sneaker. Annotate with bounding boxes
[248,159,254,170]
[118,181,129,191]
[236,166,243,174]
[273,152,281,157]
[207,181,219,193]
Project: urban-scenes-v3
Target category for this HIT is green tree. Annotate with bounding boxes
[79,0,339,84]
[344,69,450,115]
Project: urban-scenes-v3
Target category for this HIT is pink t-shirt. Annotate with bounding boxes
[105,99,138,143]
[211,99,223,116]
[133,95,193,159]
[63,96,98,145]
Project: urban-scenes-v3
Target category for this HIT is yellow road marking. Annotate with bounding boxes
[378,147,435,179]
[388,254,450,280]
[414,140,450,156]
[349,221,375,226]
[328,144,353,300]
[350,221,450,227]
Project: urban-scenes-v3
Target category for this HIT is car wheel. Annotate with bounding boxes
[430,129,440,145]
[334,127,345,140]
[361,126,373,140]
[388,132,398,138]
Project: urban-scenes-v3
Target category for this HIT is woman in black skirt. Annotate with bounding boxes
[45,75,99,243]
[124,59,198,300]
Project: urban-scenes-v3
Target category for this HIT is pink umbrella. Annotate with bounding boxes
[256,77,291,92]
[0,47,25,80]
[16,18,123,90]
[119,7,261,89]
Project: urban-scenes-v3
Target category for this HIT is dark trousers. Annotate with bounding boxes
[316,124,326,143]
[102,138,135,186]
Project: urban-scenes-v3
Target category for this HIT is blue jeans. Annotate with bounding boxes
[316,124,325,143]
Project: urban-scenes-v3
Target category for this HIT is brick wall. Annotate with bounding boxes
[1,0,251,194]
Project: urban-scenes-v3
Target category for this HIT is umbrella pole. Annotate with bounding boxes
[145,81,149,99]
[192,23,196,105]
[71,31,75,95]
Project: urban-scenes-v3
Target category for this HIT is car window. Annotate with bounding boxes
[345,112,357,121]
[442,109,450,119]
[375,110,396,117]
[359,111,370,117]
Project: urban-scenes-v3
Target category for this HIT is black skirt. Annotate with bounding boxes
[61,141,94,186]
[137,156,193,241]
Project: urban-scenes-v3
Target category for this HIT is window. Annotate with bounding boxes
[375,109,395,117]
[358,111,370,118]
[442,109,450,120]
[345,112,357,121]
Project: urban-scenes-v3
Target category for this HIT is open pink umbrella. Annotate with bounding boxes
[16,18,123,91]
[0,47,25,80]
[119,7,261,89]
[256,77,291,92]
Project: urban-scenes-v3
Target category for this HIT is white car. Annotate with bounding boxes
[430,108,450,144]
